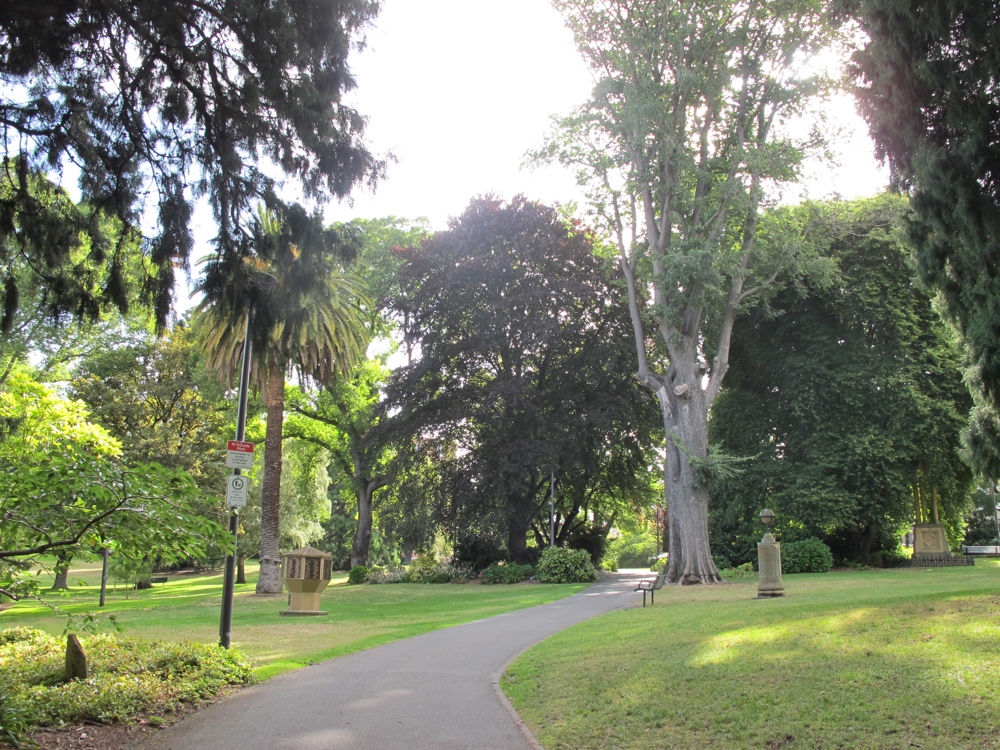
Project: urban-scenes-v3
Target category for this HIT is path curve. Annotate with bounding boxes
[134,571,647,750]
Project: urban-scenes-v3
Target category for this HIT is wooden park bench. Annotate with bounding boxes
[962,545,1000,557]
[635,571,666,607]
[150,576,169,586]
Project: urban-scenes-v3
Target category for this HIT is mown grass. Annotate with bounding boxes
[3,560,587,679]
[502,563,1000,750]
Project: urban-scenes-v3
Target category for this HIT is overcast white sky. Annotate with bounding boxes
[315,0,888,231]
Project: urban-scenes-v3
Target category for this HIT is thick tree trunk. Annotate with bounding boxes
[236,555,246,585]
[661,374,722,585]
[256,361,285,594]
[51,551,71,590]
[856,526,877,564]
[350,483,375,568]
[507,499,535,564]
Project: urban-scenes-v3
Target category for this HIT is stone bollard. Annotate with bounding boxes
[65,633,88,681]
[756,508,785,598]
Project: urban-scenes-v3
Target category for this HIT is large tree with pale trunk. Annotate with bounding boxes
[544,0,840,583]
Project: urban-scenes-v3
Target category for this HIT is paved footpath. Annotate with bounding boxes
[135,571,647,750]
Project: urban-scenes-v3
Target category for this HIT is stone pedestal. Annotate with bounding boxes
[757,532,785,598]
[913,523,949,558]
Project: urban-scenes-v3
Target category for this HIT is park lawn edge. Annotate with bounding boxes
[1,563,591,681]
[502,564,1000,750]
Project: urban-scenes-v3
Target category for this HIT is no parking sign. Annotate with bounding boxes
[226,475,249,508]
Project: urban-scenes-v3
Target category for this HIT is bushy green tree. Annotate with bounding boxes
[386,196,656,563]
[71,324,231,494]
[544,0,841,583]
[845,0,1000,476]
[709,196,973,563]
[0,378,227,603]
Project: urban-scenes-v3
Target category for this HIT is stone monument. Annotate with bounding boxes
[280,546,333,616]
[757,508,785,598]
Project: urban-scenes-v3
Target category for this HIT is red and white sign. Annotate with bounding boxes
[226,441,255,470]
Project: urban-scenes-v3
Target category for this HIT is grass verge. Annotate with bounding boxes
[502,563,1000,750]
[2,561,587,679]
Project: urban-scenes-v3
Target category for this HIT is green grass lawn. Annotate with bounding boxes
[502,563,1000,750]
[2,561,587,679]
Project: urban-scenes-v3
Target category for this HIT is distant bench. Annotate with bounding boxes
[634,571,666,607]
[962,546,1000,557]
[150,576,169,585]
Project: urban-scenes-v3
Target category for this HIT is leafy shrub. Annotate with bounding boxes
[405,555,453,583]
[719,562,757,580]
[442,563,474,583]
[365,566,408,584]
[535,547,598,583]
[0,628,254,729]
[781,538,833,574]
[347,565,369,585]
[605,529,656,568]
[870,548,911,568]
[481,562,533,584]
[0,627,48,647]
[0,693,30,750]
[650,555,668,573]
[600,558,619,572]
[712,554,731,571]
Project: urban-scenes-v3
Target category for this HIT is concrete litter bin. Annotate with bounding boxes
[280,546,333,616]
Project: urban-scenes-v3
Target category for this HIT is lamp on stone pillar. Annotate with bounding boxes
[756,508,785,598]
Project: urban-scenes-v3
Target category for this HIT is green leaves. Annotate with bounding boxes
[1,452,229,602]
[709,196,972,562]
[2,1,384,327]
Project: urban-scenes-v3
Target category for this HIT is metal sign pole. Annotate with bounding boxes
[220,314,252,649]
[549,471,556,547]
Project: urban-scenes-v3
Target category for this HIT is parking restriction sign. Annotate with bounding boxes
[226,475,249,508]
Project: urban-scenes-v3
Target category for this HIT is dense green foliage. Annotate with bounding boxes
[781,538,834,574]
[605,529,658,569]
[709,197,972,564]
[846,0,1000,477]
[286,217,430,568]
[1,1,383,326]
[71,324,231,496]
[387,196,655,563]
[196,206,370,594]
[481,562,534,585]
[545,0,841,584]
[0,368,229,602]
[535,548,598,584]
[1,452,229,601]
[348,566,369,585]
[0,627,253,728]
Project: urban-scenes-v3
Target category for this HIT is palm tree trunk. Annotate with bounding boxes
[256,360,285,594]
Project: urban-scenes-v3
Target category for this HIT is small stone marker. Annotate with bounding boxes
[65,633,88,681]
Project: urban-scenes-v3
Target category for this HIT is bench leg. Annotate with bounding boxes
[642,590,647,607]
[651,589,654,606]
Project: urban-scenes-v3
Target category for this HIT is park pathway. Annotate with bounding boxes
[135,571,647,750]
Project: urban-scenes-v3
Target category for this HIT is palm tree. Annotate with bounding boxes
[196,205,368,594]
